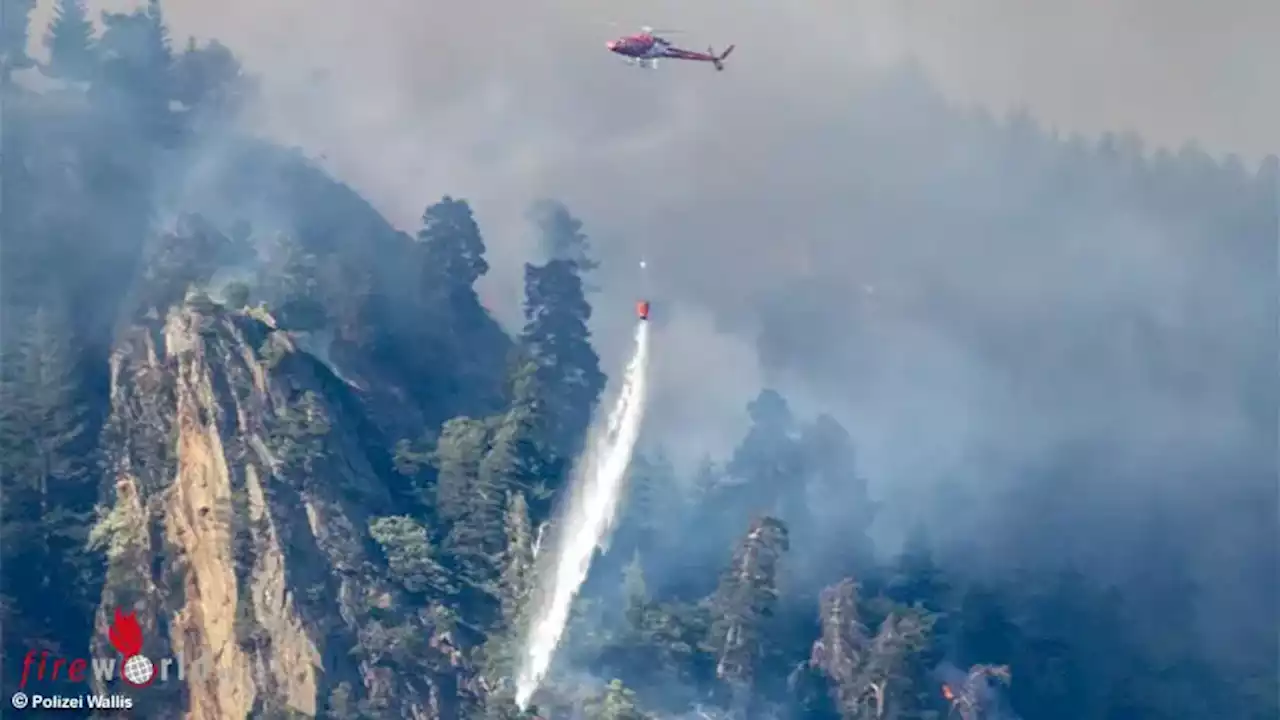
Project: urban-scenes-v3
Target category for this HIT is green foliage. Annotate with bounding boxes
[419,197,489,292]
[431,417,507,620]
[583,679,648,720]
[393,430,437,478]
[515,199,607,468]
[222,280,251,309]
[707,516,790,697]
[499,492,535,627]
[520,254,606,464]
[433,418,492,525]
[0,0,36,77]
[172,37,249,121]
[724,390,804,516]
[369,515,453,597]
[618,450,678,557]
[271,390,331,475]
[797,413,876,573]
[137,214,233,316]
[44,0,96,81]
[95,1,176,137]
[259,335,290,368]
[265,233,330,332]
[0,302,101,634]
[324,682,360,720]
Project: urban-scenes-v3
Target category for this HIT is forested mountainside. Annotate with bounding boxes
[1,1,1276,719]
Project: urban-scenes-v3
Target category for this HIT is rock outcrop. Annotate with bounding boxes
[88,301,464,718]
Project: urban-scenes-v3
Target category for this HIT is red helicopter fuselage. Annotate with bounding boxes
[605,32,733,70]
[605,32,660,59]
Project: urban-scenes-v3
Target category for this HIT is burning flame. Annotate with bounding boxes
[108,608,144,656]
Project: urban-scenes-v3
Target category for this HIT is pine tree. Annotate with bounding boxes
[138,214,231,316]
[480,491,536,691]
[96,0,175,136]
[520,250,605,466]
[808,579,871,718]
[368,515,453,598]
[432,413,528,628]
[584,679,647,720]
[799,414,876,580]
[433,418,491,527]
[707,516,790,713]
[265,233,328,331]
[44,0,96,81]
[486,363,553,507]
[172,38,246,120]
[0,0,36,80]
[433,417,507,605]
[413,196,507,412]
[811,578,936,720]
[418,196,489,308]
[667,456,735,596]
[499,491,535,628]
[0,301,99,641]
[622,449,678,555]
[884,527,949,616]
[723,390,804,530]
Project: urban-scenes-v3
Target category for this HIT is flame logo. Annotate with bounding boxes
[108,608,144,657]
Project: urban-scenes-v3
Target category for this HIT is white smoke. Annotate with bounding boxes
[515,320,652,709]
[290,327,360,388]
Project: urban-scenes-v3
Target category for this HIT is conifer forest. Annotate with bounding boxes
[0,1,1275,718]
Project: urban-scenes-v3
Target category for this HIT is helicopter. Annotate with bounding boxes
[605,25,734,70]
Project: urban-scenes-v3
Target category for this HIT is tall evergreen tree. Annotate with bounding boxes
[419,196,489,309]
[883,527,949,617]
[368,515,452,598]
[172,38,247,120]
[0,301,99,644]
[519,205,606,465]
[707,516,790,714]
[136,214,232,316]
[44,0,95,81]
[798,414,876,581]
[96,0,174,137]
[486,357,555,513]
[433,417,505,604]
[414,196,508,414]
[0,0,36,80]
[615,449,677,559]
[480,490,536,692]
[584,679,648,720]
[808,579,871,719]
[498,491,535,629]
[264,232,328,331]
[722,390,804,529]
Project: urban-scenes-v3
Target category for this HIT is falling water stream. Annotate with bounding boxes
[515,320,652,709]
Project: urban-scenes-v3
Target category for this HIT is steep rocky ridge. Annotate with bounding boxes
[87,299,472,718]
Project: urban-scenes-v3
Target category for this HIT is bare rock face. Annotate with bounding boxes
[89,302,456,718]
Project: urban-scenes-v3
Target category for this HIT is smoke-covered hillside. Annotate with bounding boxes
[1,1,1275,719]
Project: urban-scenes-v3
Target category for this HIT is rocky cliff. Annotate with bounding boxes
[87,299,472,718]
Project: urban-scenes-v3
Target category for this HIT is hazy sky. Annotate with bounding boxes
[27,0,1276,539]
[40,0,1276,171]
